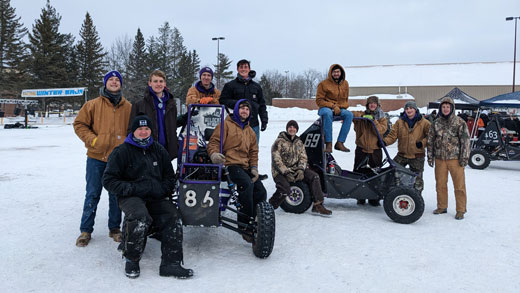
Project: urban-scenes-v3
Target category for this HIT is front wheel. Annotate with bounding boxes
[383,188,424,224]
[468,149,490,170]
[252,201,275,258]
[280,181,312,214]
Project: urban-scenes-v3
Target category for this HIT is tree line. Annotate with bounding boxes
[0,0,326,111]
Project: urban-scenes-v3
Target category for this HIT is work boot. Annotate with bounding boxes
[334,141,350,152]
[433,208,447,214]
[75,232,91,247]
[324,142,332,153]
[109,228,122,243]
[368,199,380,207]
[160,262,194,279]
[311,201,332,216]
[357,199,366,205]
[125,258,140,279]
[268,192,287,209]
[455,212,465,220]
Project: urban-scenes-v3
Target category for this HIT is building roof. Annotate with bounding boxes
[346,62,518,87]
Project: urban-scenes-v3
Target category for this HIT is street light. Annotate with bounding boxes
[212,37,225,88]
[506,16,519,92]
[284,70,289,98]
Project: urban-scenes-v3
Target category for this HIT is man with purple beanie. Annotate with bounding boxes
[73,70,132,247]
[186,66,221,107]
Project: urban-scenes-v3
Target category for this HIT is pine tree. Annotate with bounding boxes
[76,12,106,100]
[214,53,233,89]
[127,28,148,102]
[176,49,200,103]
[146,36,160,74]
[0,0,28,96]
[28,0,71,88]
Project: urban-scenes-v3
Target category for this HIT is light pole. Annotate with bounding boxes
[212,37,225,88]
[506,16,519,92]
[284,70,289,98]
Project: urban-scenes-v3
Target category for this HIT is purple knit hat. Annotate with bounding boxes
[199,67,214,78]
[104,70,123,87]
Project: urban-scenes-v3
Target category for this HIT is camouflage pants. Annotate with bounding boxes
[393,154,425,191]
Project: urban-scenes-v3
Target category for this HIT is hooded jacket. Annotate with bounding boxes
[220,76,267,128]
[316,64,350,109]
[271,131,307,179]
[74,94,132,162]
[352,106,388,153]
[427,97,470,165]
[384,111,431,159]
[128,88,178,160]
[207,99,258,169]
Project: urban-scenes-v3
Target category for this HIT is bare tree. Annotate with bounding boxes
[105,34,132,75]
[302,68,321,99]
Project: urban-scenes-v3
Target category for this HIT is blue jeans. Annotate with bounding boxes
[80,157,122,233]
[318,107,353,143]
[252,125,260,145]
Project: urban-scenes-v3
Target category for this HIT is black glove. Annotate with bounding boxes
[416,141,423,149]
[132,179,152,198]
[149,179,167,199]
[261,121,267,131]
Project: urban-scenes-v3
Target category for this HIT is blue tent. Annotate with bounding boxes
[480,91,520,108]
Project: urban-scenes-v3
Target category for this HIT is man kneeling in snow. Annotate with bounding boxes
[103,114,193,279]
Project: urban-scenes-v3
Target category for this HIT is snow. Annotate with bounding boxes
[1,106,519,292]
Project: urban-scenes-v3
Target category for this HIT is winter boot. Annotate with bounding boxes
[334,141,350,152]
[368,199,381,207]
[311,201,332,216]
[357,199,366,205]
[455,212,465,220]
[109,228,122,243]
[160,261,194,279]
[75,232,91,247]
[125,258,140,279]
[324,142,333,153]
[433,208,447,214]
[268,192,287,209]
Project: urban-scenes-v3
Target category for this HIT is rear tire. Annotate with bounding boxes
[468,149,490,170]
[280,181,312,214]
[252,201,275,258]
[383,188,424,224]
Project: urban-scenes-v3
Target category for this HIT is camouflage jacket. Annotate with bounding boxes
[427,98,470,165]
[271,131,307,179]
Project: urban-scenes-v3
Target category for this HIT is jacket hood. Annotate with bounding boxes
[328,64,346,83]
[277,131,298,142]
[438,97,455,118]
[232,98,251,128]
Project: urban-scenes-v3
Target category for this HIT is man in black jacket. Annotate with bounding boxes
[220,59,268,144]
[103,114,193,279]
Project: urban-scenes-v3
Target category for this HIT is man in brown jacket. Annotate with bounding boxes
[316,64,354,153]
[352,96,388,206]
[207,99,267,241]
[384,101,430,193]
[186,67,221,107]
[73,70,132,247]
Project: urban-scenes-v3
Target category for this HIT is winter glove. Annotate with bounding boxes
[295,170,304,182]
[428,157,434,168]
[333,106,341,116]
[132,179,152,198]
[362,114,374,120]
[250,167,259,183]
[261,121,268,132]
[459,160,468,168]
[210,153,226,164]
[286,172,296,183]
[278,166,289,175]
[416,141,423,149]
[199,97,214,104]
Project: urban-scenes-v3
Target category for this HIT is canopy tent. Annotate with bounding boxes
[427,87,480,110]
[479,91,520,108]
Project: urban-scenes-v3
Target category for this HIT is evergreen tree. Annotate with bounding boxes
[127,28,148,102]
[214,53,233,89]
[176,49,200,103]
[0,0,28,96]
[76,12,106,100]
[146,36,160,74]
[28,0,72,88]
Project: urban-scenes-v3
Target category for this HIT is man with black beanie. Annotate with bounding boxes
[73,70,131,247]
[103,114,193,279]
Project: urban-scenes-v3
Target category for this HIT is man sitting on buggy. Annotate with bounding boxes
[207,99,267,242]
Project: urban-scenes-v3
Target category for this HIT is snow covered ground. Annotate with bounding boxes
[1,106,519,292]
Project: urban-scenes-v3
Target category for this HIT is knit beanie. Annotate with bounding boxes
[404,101,418,112]
[104,70,123,87]
[286,120,299,131]
[199,66,213,78]
[130,114,153,134]
[366,95,380,107]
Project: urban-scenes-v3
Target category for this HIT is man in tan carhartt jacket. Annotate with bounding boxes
[384,101,430,192]
[73,70,132,247]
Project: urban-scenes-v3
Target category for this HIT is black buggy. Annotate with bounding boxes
[280,117,425,224]
[175,104,275,258]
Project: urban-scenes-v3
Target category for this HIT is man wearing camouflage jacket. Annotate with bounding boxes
[427,97,470,220]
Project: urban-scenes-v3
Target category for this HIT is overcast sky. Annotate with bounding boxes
[10,0,520,77]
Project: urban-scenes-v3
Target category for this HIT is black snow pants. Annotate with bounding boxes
[226,165,267,225]
[118,196,183,265]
